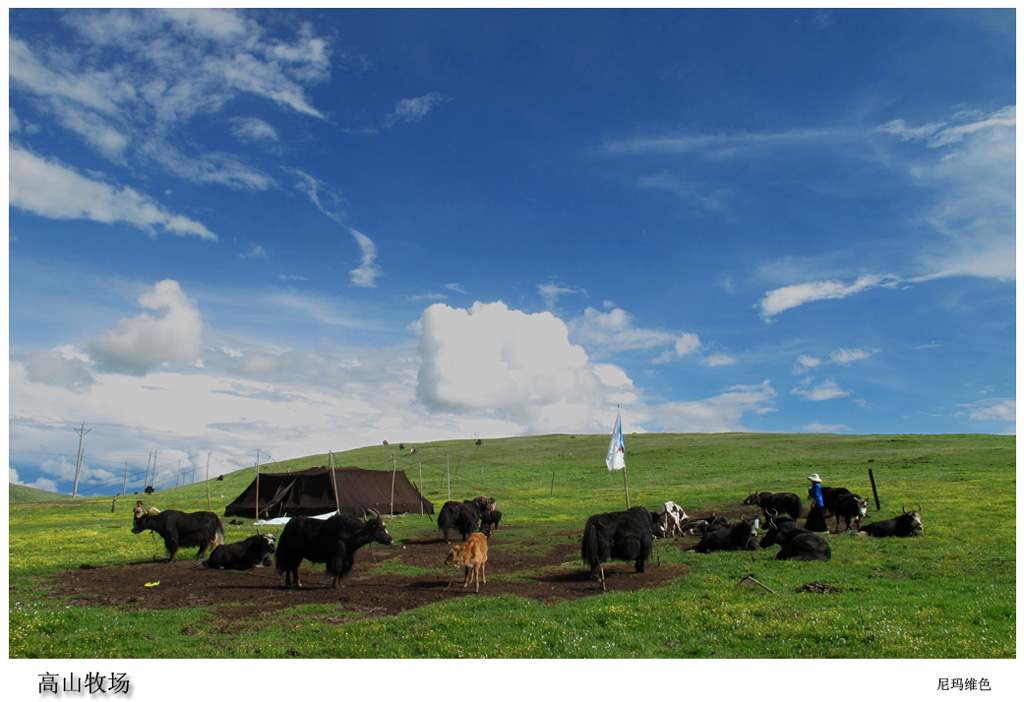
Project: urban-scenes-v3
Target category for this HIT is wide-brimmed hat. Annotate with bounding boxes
[808,473,822,483]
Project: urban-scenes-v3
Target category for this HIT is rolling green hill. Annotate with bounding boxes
[9,482,70,503]
[8,432,1016,660]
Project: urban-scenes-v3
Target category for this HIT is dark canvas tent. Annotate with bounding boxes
[224,466,433,519]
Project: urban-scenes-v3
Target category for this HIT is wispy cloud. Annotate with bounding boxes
[238,244,268,259]
[348,228,382,288]
[383,92,449,128]
[10,9,330,190]
[758,274,900,320]
[538,282,586,309]
[9,145,217,240]
[569,305,701,361]
[794,348,875,374]
[956,398,1015,423]
[230,117,279,143]
[792,377,850,402]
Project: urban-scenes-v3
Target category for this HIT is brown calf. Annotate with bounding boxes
[445,532,488,592]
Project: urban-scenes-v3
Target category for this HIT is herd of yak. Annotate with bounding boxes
[129,482,923,592]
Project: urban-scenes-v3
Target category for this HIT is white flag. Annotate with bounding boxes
[606,410,625,472]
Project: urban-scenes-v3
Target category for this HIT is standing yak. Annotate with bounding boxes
[581,506,656,590]
[275,512,393,588]
[132,509,224,562]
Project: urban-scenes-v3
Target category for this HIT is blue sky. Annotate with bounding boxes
[7,8,1016,496]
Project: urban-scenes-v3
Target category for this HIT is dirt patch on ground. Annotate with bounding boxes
[49,528,690,623]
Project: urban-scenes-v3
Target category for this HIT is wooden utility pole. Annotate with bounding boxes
[122,461,129,496]
[72,422,90,498]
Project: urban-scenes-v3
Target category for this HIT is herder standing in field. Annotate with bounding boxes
[805,473,828,532]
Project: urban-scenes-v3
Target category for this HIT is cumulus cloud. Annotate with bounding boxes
[413,302,635,433]
[85,280,204,375]
[24,348,95,391]
[9,146,217,240]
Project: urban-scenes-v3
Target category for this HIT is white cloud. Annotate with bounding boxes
[829,348,873,365]
[647,381,777,432]
[957,398,1015,424]
[85,280,204,375]
[239,244,268,259]
[384,92,449,127]
[758,274,900,320]
[569,305,701,359]
[702,352,737,367]
[792,377,850,402]
[9,146,217,240]
[24,348,95,391]
[879,106,1016,281]
[348,228,383,288]
[413,301,635,433]
[11,10,330,189]
[794,354,822,374]
[538,282,586,309]
[230,117,279,143]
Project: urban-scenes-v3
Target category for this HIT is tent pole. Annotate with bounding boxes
[623,463,631,509]
[418,462,424,515]
[390,452,397,516]
[329,450,340,514]
[254,449,260,521]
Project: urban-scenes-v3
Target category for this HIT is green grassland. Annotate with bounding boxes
[8,432,1016,658]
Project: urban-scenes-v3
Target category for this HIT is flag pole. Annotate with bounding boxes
[606,406,630,509]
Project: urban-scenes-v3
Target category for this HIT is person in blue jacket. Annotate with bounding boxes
[805,473,828,532]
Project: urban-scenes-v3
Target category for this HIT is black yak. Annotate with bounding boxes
[202,533,276,570]
[831,493,868,533]
[131,509,224,562]
[275,512,393,588]
[688,517,759,553]
[437,500,481,543]
[759,516,831,561]
[859,507,923,538]
[481,509,503,534]
[581,506,656,590]
[743,491,803,519]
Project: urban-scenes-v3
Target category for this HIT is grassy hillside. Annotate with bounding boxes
[8,432,1016,660]
[9,482,70,503]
